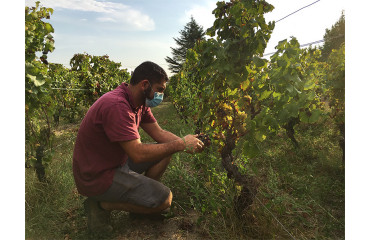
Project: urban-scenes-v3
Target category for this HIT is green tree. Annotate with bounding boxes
[320,12,345,61]
[165,16,205,73]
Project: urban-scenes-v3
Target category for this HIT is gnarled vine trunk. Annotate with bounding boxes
[283,117,300,148]
[35,145,46,182]
[221,132,258,217]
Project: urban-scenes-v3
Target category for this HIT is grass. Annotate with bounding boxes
[25,101,344,239]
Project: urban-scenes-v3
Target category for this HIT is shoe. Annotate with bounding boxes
[83,198,113,233]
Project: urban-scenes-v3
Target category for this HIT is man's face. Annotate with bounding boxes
[145,80,166,100]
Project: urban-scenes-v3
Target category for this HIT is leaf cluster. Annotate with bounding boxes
[25,1,55,112]
[69,53,130,105]
[169,0,329,158]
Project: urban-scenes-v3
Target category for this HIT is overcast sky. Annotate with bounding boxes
[24,0,345,75]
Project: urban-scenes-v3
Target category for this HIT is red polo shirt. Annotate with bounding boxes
[72,83,156,196]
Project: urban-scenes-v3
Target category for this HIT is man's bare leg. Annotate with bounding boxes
[100,191,172,214]
[145,155,172,181]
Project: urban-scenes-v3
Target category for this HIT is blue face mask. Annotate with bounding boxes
[145,83,164,108]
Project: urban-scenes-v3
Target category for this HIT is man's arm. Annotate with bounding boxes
[119,134,203,164]
[140,122,179,143]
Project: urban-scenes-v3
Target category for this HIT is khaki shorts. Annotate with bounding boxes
[90,158,170,208]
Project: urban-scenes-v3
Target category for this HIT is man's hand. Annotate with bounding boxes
[183,134,205,154]
[196,133,211,147]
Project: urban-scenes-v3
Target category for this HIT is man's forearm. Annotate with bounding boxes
[120,134,204,164]
[155,129,181,143]
[129,138,185,163]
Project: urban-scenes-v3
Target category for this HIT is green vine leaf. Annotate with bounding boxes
[27,74,45,87]
[258,90,272,100]
[309,109,322,123]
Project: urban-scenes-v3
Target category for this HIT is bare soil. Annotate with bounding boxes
[111,209,211,240]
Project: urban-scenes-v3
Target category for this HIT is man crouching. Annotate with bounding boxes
[72,61,204,233]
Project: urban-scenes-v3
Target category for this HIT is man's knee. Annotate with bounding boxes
[158,190,172,211]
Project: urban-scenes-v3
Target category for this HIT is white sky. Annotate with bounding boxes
[264,0,345,54]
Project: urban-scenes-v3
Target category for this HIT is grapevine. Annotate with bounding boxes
[170,0,328,214]
[25,1,56,181]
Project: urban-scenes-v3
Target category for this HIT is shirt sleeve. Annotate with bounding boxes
[102,102,140,142]
[140,106,157,124]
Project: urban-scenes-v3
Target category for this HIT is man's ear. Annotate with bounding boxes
[141,79,150,88]
[140,79,150,90]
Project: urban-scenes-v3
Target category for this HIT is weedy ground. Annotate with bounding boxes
[25,101,344,239]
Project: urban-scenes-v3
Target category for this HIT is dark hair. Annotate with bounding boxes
[130,61,169,85]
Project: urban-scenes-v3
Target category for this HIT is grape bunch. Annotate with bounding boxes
[196,133,211,147]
